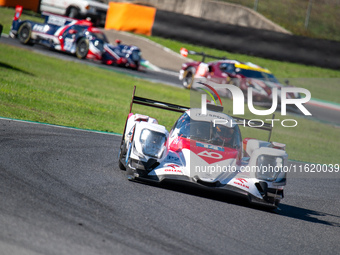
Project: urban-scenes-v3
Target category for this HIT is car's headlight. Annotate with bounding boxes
[256,155,284,181]
[140,129,166,158]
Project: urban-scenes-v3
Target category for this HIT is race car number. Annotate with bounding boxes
[197,150,223,159]
[64,38,74,51]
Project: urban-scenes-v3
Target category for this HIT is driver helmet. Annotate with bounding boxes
[214,125,234,143]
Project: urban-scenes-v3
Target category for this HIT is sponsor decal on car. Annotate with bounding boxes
[47,16,67,26]
[163,163,182,173]
[166,155,180,162]
[233,178,249,189]
[196,142,224,152]
[33,24,48,33]
[191,144,238,164]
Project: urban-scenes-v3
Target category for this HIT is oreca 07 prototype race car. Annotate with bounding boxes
[179,48,300,104]
[118,87,288,208]
[10,6,142,70]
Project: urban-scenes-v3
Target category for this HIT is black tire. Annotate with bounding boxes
[132,61,140,71]
[18,22,34,45]
[75,38,89,59]
[118,137,126,170]
[68,7,79,19]
[182,67,196,89]
[274,199,280,207]
[118,159,126,170]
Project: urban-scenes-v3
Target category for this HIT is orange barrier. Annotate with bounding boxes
[105,2,156,36]
[0,0,40,12]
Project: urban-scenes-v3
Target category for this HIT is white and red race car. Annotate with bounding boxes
[118,87,288,209]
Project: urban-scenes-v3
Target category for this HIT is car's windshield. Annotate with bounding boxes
[236,68,279,83]
[89,32,108,43]
[175,113,241,149]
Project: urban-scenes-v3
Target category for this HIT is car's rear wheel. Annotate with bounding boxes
[118,146,126,170]
[18,22,34,45]
[182,67,196,89]
[75,38,89,59]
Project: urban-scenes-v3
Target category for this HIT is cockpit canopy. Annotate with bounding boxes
[173,112,242,149]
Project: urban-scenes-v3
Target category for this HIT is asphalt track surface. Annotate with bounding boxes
[1,118,339,255]
[2,35,340,126]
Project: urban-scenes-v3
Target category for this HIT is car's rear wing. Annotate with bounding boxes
[126,86,274,141]
[180,48,227,62]
[120,86,189,147]
[11,6,81,34]
[128,86,189,114]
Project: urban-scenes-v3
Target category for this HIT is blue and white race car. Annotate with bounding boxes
[10,6,142,70]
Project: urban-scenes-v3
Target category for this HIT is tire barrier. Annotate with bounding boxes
[105,2,156,36]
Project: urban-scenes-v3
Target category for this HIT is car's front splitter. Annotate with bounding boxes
[133,174,280,208]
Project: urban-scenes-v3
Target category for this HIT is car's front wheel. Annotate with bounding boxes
[182,67,196,89]
[75,38,89,59]
[118,134,127,170]
[132,62,140,71]
[118,147,126,170]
